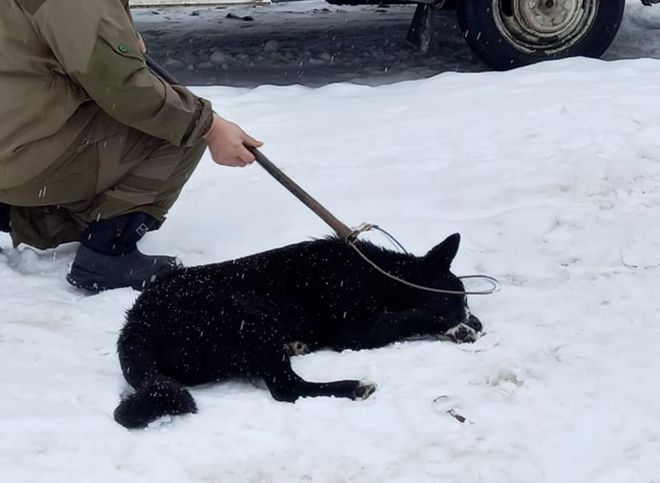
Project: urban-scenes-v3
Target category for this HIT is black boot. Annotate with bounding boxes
[67,213,181,292]
[0,203,10,233]
[0,203,9,254]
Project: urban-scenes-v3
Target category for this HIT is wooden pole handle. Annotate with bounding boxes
[248,148,355,241]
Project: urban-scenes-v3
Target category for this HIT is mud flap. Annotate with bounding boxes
[407,4,442,54]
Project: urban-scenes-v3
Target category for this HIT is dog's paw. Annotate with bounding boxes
[353,381,377,400]
[444,323,480,344]
[284,341,310,356]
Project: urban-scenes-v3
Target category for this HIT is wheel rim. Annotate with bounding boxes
[493,0,599,54]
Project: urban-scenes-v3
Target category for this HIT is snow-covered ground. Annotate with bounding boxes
[3,2,660,483]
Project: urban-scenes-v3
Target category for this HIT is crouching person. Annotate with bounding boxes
[0,0,261,291]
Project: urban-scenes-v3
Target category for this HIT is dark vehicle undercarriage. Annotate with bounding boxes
[326,0,659,69]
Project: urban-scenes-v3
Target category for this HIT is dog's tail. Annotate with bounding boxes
[113,376,197,429]
[113,325,197,429]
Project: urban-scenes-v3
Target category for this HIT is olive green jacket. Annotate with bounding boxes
[0,0,213,190]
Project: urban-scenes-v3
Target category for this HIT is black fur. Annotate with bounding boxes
[114,233,482,428]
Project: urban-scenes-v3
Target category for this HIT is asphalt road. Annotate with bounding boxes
[133,1,660,87]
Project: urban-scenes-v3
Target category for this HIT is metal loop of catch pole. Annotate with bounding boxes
[144,56,501,297]
[347,226,501,296]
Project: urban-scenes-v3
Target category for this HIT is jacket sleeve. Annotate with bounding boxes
[123,1,134,22]
[29,0,213,147]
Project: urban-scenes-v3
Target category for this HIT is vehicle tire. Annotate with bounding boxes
[456,0,626,70]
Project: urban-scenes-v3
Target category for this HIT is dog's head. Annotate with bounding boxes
[420,233,483,343]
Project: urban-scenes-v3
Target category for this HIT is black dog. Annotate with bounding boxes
[114,233,482,428]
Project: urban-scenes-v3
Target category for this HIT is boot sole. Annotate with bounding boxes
[66,267,134,293]
[67,265,168,293]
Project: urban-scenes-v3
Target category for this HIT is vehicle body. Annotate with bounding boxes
[131,0,659,70]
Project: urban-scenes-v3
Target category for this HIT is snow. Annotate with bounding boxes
[3,2,660,482]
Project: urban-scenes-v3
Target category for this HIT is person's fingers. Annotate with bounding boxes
[236,145,256,164]
[221,156,245,167]
[222,157,242,167]
[137,33,147,54]
[242,132,263,148]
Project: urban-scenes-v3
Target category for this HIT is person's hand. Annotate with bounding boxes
[204,114,263,167]
[137,33,147,54]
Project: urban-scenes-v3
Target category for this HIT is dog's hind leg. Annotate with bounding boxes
[238,309,376,402]
[256,349,376,402]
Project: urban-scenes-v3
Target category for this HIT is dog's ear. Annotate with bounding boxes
[425,233,460,271]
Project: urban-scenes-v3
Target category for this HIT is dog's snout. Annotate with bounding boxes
[467,314,483,332]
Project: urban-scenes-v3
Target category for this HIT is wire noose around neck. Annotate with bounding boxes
[347,224,501,296]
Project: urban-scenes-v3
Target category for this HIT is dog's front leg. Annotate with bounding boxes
[332,309,432,351]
